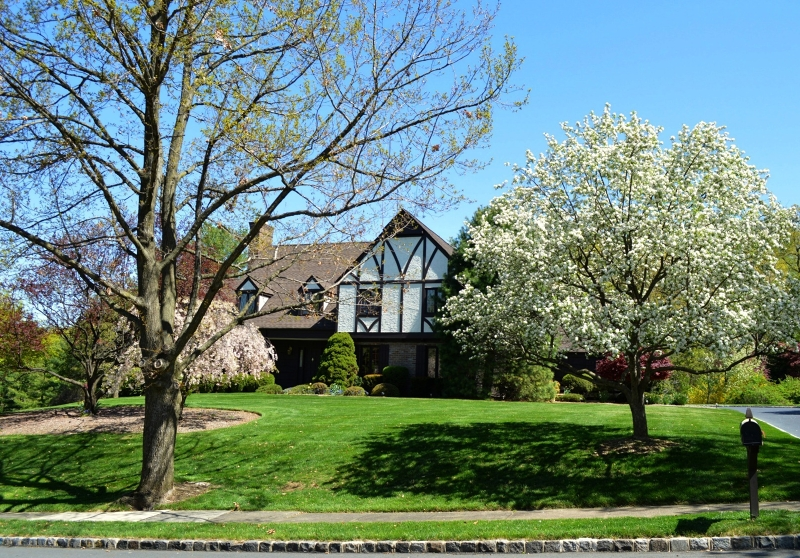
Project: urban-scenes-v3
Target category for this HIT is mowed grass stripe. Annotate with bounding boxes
[1,394,798,512]
[3,510,800,540]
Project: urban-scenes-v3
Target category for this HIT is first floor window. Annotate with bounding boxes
[360,345,381,375]
[426,346,439,378]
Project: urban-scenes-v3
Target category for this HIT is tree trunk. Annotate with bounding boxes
[625,386,649,439]
[133,371,182,510]
[83,386,99,415]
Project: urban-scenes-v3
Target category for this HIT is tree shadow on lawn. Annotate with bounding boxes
[333,421,800,509]
[0,434,138,511]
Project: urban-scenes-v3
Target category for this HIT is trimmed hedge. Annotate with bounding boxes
[371,383,400,397]
[255,384,283,394]
[343,386,367,396]
[556,393,585,402]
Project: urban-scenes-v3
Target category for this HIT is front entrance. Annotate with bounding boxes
[271,340,325,388]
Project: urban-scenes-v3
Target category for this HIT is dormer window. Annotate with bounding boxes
[235,278,265,316]
[295,277,324,316]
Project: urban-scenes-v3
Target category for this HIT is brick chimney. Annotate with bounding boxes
[249,221,274,260]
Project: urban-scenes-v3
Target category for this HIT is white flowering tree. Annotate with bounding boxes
[445,107,800,439]
[117,299,277,415]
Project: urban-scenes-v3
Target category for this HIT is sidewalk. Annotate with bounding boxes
[4,501,800,524]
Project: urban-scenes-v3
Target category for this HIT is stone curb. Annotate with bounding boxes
[2,534,800,552]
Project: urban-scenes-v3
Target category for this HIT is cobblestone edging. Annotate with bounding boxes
[2,534,800,552]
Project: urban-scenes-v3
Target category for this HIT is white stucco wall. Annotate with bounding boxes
[425,248,448,280]
[337,285,357,332]
[402,284,422,333]
[381,283,401,332]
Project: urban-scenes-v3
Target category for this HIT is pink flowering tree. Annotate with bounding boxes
[118,300,277,416]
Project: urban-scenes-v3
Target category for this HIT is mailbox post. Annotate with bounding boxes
[739,407,763,519]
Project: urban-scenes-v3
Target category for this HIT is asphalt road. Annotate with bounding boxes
[725,406,800,438]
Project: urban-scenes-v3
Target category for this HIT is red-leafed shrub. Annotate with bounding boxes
[595,353,672,382]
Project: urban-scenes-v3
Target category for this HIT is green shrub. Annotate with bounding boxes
[329,383,344,396]
[314,333,359,387]
[381,366,409,388]
[556,393,584,402]
[361,374,384,393]
[343,386,366,396]
[286,384,315,395]
[255,384,283,394]
[670,393,688,405]
[259,373,276,386]
[779,377,800,404]
[371,383,400,397]
[310,382,328,395]
[561,374,594,395]
[493,364,556,402]
[724,382,788,405]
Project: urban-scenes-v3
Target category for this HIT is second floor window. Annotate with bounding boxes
[357,288,381,317]
[424,287,440,316]
[239,291,256,315]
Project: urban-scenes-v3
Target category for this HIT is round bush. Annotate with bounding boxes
[561,374,594,395]
[343,386,366,397]
[371,383,400,397]
[256,384,283,394]
[310,382,328,395]
[361,374,384,393]
[260,373,276,386]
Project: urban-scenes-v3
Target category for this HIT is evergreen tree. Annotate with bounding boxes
[315,333,359,387]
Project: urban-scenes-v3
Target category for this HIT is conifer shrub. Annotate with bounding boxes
[361,374,384,393]
[561,374,594,395]
[371,383,400,397]
[343,386,367,396]
[314,333,359,387]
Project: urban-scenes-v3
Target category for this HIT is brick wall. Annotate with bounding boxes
[388,343,416,372]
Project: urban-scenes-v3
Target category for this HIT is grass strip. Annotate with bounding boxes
[2,511,800,541]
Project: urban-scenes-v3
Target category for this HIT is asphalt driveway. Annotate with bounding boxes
[725,406,800,439]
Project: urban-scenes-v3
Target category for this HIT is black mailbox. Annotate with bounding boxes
[740,419,763,446]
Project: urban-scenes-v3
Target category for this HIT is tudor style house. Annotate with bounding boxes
[235,210,453,388]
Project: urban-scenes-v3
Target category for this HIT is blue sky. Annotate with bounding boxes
[424,0,800,242]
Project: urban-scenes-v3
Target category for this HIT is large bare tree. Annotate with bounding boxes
[0,0,522,508]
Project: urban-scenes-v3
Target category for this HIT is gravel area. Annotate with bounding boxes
[0,406,260,436]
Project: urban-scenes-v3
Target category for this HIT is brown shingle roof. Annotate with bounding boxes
[243,242,369,330]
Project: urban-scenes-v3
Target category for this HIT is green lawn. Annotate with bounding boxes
[1,395,799,513]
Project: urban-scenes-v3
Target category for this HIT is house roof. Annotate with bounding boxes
[243,241,370,331]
